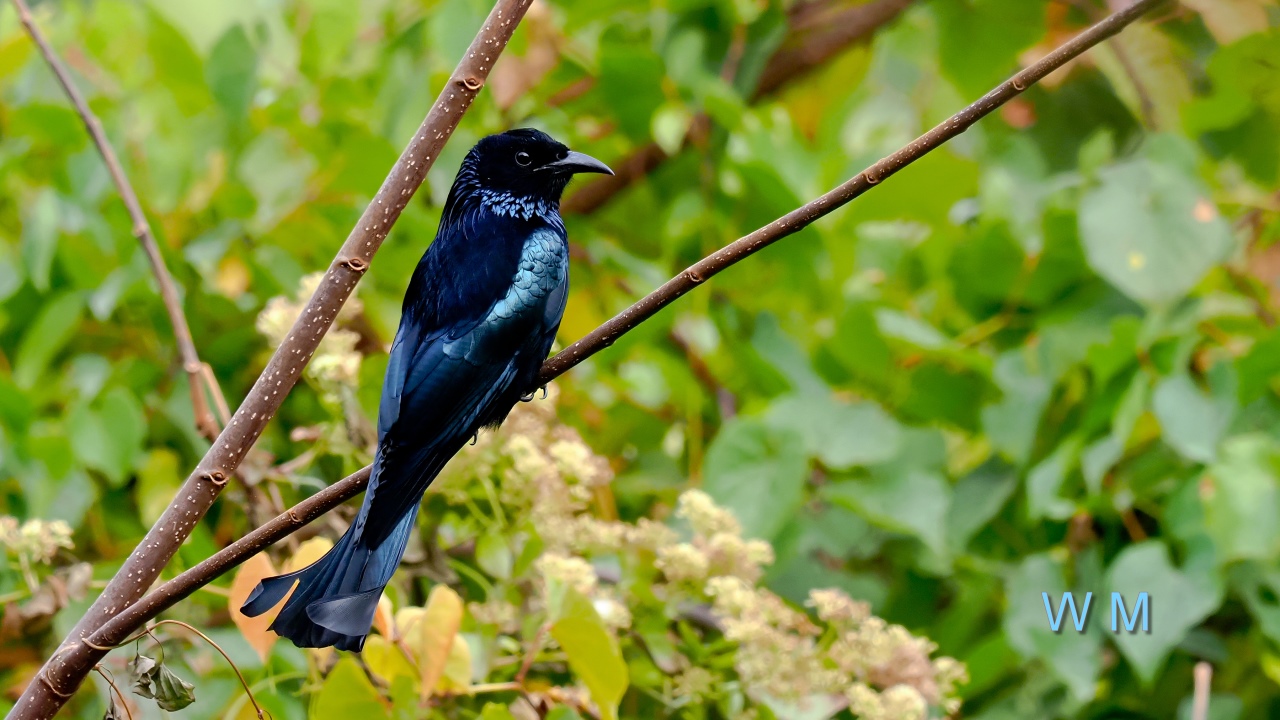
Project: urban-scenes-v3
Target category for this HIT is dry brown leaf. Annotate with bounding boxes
[488,0,560,109]
[373,593,395,640]
[227,553,280,663]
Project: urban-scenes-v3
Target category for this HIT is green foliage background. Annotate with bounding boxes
[1,0,1280,717]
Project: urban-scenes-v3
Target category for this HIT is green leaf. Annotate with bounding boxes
[598,40,667,141]
[14,292,84,390]
[703,418,809,541]
[934,0,1045,98]
[300,0,360,76]
[1201,435,1280,563]
[651,102,692,156]
[237,130,316,232]
[21,190,59,293]
[1153,373,1236,463]
[479,704,519,720]
[475,530,514,581]
[206,24,257,119]
[1177,694,1244,720]
[312,658,386,719]
[824,468,951,558]
[550,589,628,720]
[1003,554,1101,703]
[144,8,211,114]
[1025,437,1081,522]
[946,461,1017,552]
[68,387,147,487]
[137,449,183,524]
[1105,542,1220,683]
[764,393,903,469]
[982,351,1051,464]
[1079,156,1234,305]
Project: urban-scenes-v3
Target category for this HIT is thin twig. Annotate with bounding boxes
[8,0,227,443]
[1191,662,1212,720]
[541,0,1168,382]
[150,620,269,720]
[92,667,132,720]
[10,1,536,717]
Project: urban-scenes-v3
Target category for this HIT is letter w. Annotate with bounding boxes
[1042,591,1093,632]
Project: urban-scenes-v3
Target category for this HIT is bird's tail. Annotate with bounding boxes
[239,506,419,652]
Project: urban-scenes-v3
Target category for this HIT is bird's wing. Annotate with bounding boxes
[357,222,567,549]
[356,318,519,546]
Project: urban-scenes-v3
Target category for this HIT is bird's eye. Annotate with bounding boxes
[515,151,532,166]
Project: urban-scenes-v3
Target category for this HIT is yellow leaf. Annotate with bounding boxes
[285,537,334,574]
[1182,0,1270,43]
[215,256,250,299]
[373,593,396,639]
[411,585,464,702]
[558,289,606,350]
[395,607,426,640]
[362,635,417,685]
[227,553,280,663]
[436,634,472,694]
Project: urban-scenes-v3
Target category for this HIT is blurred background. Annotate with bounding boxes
[1,0,1280,718]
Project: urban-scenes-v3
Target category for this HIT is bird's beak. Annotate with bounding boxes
[541,150,614,176]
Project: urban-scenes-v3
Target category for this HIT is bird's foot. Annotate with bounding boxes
[519,385,548,403]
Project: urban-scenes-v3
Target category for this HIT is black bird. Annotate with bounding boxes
[241,129,613,651]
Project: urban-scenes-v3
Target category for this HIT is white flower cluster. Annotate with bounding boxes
[654,490,774,585]
[435,391,965,716]
[0,516,73,564]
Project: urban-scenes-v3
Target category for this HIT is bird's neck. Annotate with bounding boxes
[474,188,558,221]
[442,163,567,225]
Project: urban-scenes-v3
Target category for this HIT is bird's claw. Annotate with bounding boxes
[520,385,548,402]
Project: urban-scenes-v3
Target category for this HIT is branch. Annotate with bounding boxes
[542,0,1167,381]
[41,0,1166,693]
[560,0,915,216]
[9,0,227,442]
[9,1,536,717]
[752,0,915,99]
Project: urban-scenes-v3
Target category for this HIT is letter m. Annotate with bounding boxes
[1042,591,1092,632]
[1111,592,1149,633]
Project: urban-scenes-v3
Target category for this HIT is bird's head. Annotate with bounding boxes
[452,129,613,216]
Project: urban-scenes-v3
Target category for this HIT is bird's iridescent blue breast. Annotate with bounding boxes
[488,227,568,322]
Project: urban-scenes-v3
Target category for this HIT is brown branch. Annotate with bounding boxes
[560,0,915,216]
[753,0,914,99]
[8,0,227,442]
[27,3,1168,705]
[9,1,535,717]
